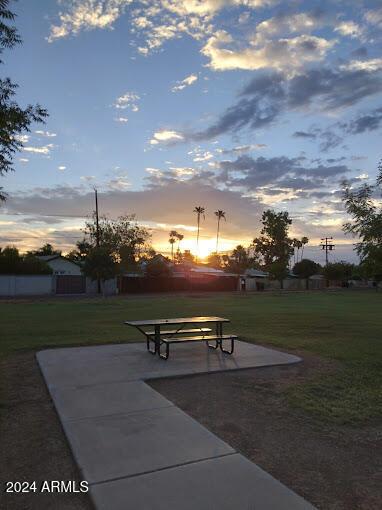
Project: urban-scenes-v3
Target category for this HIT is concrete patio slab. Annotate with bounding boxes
[91,453,315,510]
[63,406,234,484]
[37,341,301,389]
[37,340,315,509]
[50,380,175,421]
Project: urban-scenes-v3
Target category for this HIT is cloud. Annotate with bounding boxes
[35,130,57,137]
[293,106,382,150]
[150,129,184,144]
[58,165,66,171]
[340,58,382,72]
[334,21,363,39]
[216,144,267,155]
[114,91,140,111]
[23,144,54,155]
[293,130,317,140]
[189,66,382,140]
[15,134,30,143]
[19,158,29,163]
[192,150,214,162]
[253,10,328,42]
[172,73,198,92]
[4,180,266,241]
[293,127,344,152]
[201,31,335,71]
[216,154,352,191]
[342,107,382,134]
[364,7,382,28]
[47,0,132,43]
[115,116,129,122]
[48,0,275,52]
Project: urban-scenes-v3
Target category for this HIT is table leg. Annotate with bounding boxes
[154,325,161,355]
[216,321,223,348]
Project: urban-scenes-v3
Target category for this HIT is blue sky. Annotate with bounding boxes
[1,0,382,262]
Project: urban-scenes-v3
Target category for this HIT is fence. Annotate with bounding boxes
[0,275,54,296]
[244,277,326,291]
[0,275,117,297]
[119,276,239,293]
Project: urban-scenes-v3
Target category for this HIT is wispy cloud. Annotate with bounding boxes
[23,144,54,155]
[150,129,184,144]
[114,91,140,111]
[35,130,57,137]
[114,116,129,123]
[171,73,198,92]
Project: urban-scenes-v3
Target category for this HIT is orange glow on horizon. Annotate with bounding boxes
[154,237,248,260]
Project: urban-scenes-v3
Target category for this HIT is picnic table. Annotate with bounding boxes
[124,316,237,360]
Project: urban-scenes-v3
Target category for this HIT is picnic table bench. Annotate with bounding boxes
[124,316,237,360]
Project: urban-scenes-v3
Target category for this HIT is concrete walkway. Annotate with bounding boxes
[37,341,316,510]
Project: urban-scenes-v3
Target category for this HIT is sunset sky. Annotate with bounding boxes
[1,0,382,263]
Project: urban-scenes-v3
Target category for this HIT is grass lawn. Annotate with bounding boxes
[1,291,381,425]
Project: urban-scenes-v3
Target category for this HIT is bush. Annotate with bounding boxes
[0,246,52,274]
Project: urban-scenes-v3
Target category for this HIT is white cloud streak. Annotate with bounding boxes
[171,73,198,92]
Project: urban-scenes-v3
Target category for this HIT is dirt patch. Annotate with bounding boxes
[0,352,93,510]
[149,353,382,510]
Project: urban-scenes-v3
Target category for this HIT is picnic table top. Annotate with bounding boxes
[124,316,229,327]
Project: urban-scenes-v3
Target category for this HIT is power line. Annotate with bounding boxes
[320,237,335,265]
[0,211,89,218]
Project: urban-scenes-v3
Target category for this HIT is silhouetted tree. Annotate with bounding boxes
[0,246,52,274]
[144,255,172,277]
[253,210,293,289]
[67,239,92,262]
[193,206,205,260]
[293,258,321,289]
[168,230,177,261]
[214,210,226,253]
[0,0,48,201]
[206,252,222,269]
[223,245,258,274]
[322,261,354,282]
[84,213,151,271]
[82,246,118,294]
[29,243,61,256]
[301,236,309,260]
[342,160,382,283]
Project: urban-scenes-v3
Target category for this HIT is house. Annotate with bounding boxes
[37,255,82,276]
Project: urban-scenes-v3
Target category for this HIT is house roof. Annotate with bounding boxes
[37,255,82,267]
[245,268,269,278]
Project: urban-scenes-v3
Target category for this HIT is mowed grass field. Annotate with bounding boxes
[1,291,381,425]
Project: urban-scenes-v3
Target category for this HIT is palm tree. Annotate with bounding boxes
[176,232,184,253]
[292,238,301,265]
[214,210,226,253]
[301,236,309,260]
[169,230,177,261]
[193,206,205,260]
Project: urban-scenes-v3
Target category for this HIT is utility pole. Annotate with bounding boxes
[94,188,101,294]
[320,237,335,266]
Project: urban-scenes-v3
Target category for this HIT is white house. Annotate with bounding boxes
[37,255,82,275]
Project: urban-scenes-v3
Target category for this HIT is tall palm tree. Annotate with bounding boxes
[193,206,205,260]
[301,236,309,260]
[214,210,226,253]
[292,238,300,265]
[169,230,177,261]
[176,232,184,253]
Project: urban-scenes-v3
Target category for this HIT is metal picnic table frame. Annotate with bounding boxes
[124,316,234,359]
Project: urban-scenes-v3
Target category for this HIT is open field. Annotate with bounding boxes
[1,290,381,424]
[1,290,381,509]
